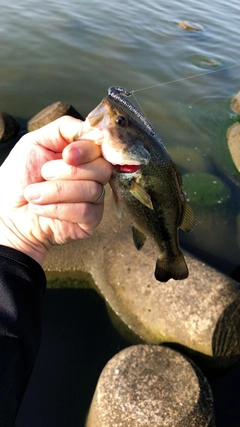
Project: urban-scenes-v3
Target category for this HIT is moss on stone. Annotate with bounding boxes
[183,172,231,207]
[45,270,94,289]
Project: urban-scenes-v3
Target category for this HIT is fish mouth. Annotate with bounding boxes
[113,164,142,173]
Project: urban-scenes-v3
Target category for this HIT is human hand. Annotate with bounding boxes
[0,116,113,265]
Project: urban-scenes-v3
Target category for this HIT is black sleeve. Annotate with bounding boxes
[0,245,46,426]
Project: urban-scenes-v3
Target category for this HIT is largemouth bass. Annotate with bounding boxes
[78,94,196,282]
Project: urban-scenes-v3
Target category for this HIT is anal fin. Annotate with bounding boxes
[132,226,147,251]
[112,189,122,218]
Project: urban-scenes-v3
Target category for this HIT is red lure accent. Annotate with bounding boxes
[114,164,141,173]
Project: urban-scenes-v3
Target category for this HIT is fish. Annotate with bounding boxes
[77,95,196,282]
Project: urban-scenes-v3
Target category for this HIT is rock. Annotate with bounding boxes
[177,21,204,31]
[44,185,240,370]
[0,111,20,142]
[227,123,240,172]
[231,92,240,114]
[180,206,236,269]
[182,172,231,207]
[191,56,221,69]
[182,98,240,188]
[27,101,85,131]
[86,345,215,427]
[237,214,240,250]
[167,146,211,174]
[0,129,27,166]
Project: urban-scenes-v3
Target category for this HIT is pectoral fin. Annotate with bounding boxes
[132,226,147,251]
[112,189,122,218]
[130,182,153,210]
[180,203,196,233]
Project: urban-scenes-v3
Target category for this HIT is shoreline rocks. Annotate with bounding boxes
[0,111,20,142]
[0,102,85,165]
[44,185,240,371]
[27,101,84,131]
[230,91,240,115]
[86,345,215,427]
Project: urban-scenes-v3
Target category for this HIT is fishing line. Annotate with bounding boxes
[131,91,148,121]
[108,63,239,137]
[130,63,240,94]
[127,62,240,123]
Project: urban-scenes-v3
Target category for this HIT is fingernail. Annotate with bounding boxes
[25,186,41,202]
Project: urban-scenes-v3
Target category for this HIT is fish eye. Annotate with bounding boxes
[115,115,128,127]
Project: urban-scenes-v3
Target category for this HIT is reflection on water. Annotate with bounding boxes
[0,0,240,274]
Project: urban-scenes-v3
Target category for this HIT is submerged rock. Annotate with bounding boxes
[236,214,240,250]
[177,21,204,31]
[182,172,231,207]
[86,345,215,427]
[168,146,211,174]
[192,56,221,69]
[231,92,240,115]
[181,97,240,188]
[227,123,240,173]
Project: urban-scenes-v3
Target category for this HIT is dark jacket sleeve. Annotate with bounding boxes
[0,245,46,426]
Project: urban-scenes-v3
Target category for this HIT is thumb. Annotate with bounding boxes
[23,115,85,153]
[0,117,85,208]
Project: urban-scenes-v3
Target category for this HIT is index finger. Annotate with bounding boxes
[62,139,102,166]
[24,116,85,153]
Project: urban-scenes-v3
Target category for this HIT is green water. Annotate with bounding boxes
[1,0,240,274]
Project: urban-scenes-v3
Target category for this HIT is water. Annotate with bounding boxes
[0,0,240,275]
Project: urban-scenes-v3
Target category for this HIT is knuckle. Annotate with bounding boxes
[55,181,63,198]
[54,202,65,217]
[71,165,80,179]
[101,159,113,183]
[80,202,103,229]
[84,181,102,201]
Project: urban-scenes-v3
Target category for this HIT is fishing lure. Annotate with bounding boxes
[107,86,158,139]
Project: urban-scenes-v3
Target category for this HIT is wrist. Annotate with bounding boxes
[0,217,47,265]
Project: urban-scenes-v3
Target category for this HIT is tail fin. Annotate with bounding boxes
[154,253,189,282]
